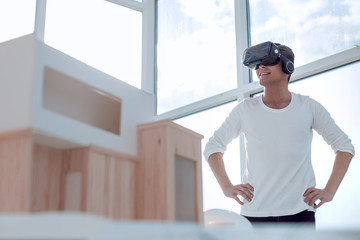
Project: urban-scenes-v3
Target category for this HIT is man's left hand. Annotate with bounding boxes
[303,187,334,209]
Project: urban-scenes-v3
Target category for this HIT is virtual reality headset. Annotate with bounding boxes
[242,41,294,74]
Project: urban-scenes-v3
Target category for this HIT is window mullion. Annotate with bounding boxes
[141,0,156,94]
[105,0,144,12]
[34,0,47,41]
[234,0,251,100]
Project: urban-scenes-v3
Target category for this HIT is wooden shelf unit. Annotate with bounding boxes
[0,128,137,220]
[137,120,204,223]
[0,120,203,222]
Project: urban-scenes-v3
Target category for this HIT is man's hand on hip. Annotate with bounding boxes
[223,183,254,205]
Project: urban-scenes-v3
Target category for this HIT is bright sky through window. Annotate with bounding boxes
[156,0,237,114]
[249,0,360,67]
[0,0,36,44]
[45,0,142,89]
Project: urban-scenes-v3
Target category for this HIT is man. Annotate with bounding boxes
[203,41,355,227]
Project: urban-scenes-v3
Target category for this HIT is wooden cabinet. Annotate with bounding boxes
[0,129,137,220]
[137,120,204,223]
[61,146,137,220]
[0,120,204,222]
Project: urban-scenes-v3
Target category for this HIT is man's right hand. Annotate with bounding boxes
[223,183,254,205]
[207,153,254,205]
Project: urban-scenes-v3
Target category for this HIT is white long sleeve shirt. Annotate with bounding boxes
[204,92,355,217]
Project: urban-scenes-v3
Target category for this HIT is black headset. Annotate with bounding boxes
[243,41,295,75]
[275,44,295,75]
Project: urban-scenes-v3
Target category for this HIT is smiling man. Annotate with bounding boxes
[203,42,355,227]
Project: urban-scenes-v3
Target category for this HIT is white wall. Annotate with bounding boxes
[0,34,155,156]
[0,34,35,132]
[32,35,155,155]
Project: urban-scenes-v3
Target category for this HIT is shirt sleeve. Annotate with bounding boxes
[310,98,355,156]
[203,104,242,161]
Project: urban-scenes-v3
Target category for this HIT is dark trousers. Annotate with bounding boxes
[243,210,315,228]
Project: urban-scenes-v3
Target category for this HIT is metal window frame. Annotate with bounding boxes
[35,0,156,104]
[151,0,360,182]
[35,0,360,121]
[154,0,360,120]
[154,0,251,121]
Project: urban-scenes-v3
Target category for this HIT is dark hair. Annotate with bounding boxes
[278,44,295,81]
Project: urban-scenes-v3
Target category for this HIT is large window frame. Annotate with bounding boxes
[32,0,360,228]
[34,0,360,119]
[153,0,360,120]
[34,0,155,96]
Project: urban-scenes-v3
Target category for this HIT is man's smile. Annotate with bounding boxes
[259,72,271,78]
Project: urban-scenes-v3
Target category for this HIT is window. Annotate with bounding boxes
[0,0,36,43]
[156,0,237,114]
[175,101,241,213]
[249,0,360,67]
[44,0,142,88]
[289,61,360,230]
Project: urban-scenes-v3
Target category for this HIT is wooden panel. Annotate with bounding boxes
[137,125,169,220]
[88,145,137,219]
[0,129,32,212]
[111,156,136,219]
[169,125,204,223]
[137,120,204,223]
[85,150,109,216]
[86,149,137,220]
[168,123,204,223]
[89,145,137,162]
[0,129,137,219]
[60,148,88,211]
[61,146,137,220]
[62,148,88,171]
[31,144,62,212]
